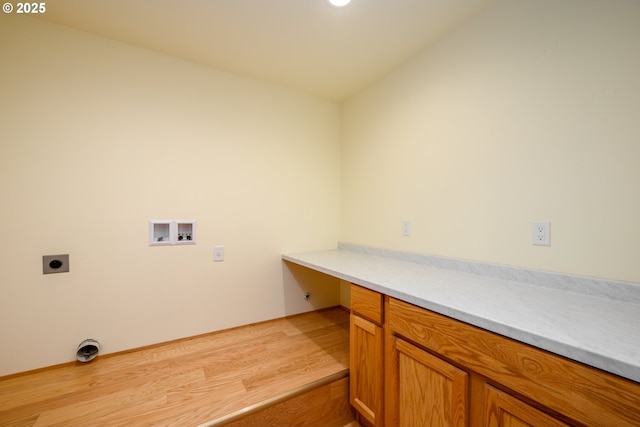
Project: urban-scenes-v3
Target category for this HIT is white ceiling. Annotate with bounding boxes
[37,0,497,101]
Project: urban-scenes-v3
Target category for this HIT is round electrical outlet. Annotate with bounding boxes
[49,260,63,269]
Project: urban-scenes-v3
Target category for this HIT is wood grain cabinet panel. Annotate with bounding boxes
[484,384,570,427]
[387,297,640,427]
[350,313,383,427]
[350,284,383,325]
[348,287,640,427]
[349,284,385,426]
[387,336,468,427]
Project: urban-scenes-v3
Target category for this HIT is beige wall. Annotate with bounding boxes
[342,0,640,283]
[0,17,341,375]
[3,0,640,376]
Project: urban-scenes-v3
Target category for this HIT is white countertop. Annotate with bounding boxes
[282,243,640,384]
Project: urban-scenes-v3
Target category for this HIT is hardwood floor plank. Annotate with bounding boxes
[32,367,205,427]
[0,307,350,427]
[0,414,39,427]
[97,379,248,427]
[0,366,94,412]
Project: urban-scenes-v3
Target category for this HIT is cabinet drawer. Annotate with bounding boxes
[351,284,383,324]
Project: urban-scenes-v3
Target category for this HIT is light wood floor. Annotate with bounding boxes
[0,307,351,427]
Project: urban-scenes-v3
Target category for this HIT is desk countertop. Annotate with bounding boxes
[283,243,640,384]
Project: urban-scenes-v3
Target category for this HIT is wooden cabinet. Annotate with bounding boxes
[484,385,569,427]
[349,284,384,427]
[385,297,640,427]
[348,285,640,427]
[350,283,383,324]
[386,334,468,427]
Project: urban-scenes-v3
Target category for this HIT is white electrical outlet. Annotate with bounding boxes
[532,222,550,246]
[402,220,411,236]
[213,245,225,262]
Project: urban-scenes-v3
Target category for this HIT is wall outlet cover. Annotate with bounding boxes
[43,254,70,274]
[532,222,550,246]
[213,245,225,262]
[402,220,411,236]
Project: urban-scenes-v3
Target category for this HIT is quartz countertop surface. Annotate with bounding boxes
[282,243,640,383]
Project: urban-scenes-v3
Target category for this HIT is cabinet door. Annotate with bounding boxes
[386,336,468,427]
[484,385,570,427]
[350,313,384,427]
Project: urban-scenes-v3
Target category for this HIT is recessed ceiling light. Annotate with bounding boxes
[327,0,352,7]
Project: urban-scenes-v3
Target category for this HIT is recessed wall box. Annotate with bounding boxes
[149,221,172,245]
[176,221,196,245]
[43,254,70,274]
[149,220,196,246]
